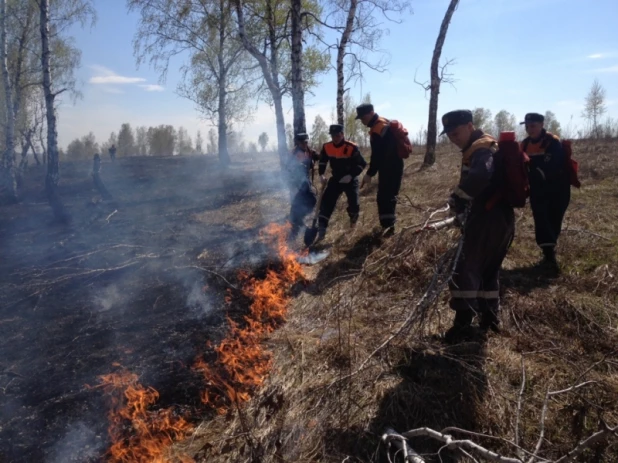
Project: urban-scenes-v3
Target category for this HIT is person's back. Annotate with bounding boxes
[109,144,116,161]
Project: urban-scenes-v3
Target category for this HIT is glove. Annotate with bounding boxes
[320,175,327,185]
[447,193,468,215]
[339,174,352,184]
[361,174,373,188]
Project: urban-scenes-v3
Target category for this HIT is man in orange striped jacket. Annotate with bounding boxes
[316,124,367,241]
[520,113,571,269]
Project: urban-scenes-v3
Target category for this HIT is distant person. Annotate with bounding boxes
[520,113,571,269]
[93,153,101,174]
[286,133,319,240]
[441,109,515,343]
[357,103,406,237]
[108,144,116,162]
[316,124,367,242]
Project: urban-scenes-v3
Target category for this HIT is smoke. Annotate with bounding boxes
[185,281,213,318]
[93,284,125,312]
[47,421,102,463]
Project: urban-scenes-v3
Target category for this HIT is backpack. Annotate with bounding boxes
[486,132,530,210]
[389,120,413,159]
[521,134,581,188]
[559,140,581,188]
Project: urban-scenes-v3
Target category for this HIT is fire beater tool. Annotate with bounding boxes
[304,181,328,247]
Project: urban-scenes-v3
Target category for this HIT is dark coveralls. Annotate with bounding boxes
[367,114,404,229]
[286,146,319,237]
[449,130,515,328]
[521,130,571,256]
[108,146,116,161]
[318,140,367,230]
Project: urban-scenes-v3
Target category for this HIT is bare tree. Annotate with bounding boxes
[1,0,17,201]
[419,0,459,167]
[130,0,255,166]
[472,107,493,133]
[494,109,517,136]
[35,0,95,222]
[582,79,606,139]
[312,0,408,126]
[235,0,327,167]
[544,110,561,136]
[290,0,306,135]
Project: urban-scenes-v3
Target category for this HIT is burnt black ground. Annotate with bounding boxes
[0,153,287,462]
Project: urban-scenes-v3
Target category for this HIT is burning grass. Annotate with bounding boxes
[187,140,618,462]
[95,369,194,463]
[96,223,306,460]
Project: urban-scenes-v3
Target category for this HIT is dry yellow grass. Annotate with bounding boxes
[185,139,618,462]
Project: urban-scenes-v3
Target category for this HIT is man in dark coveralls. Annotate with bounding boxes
[442,109,515,343]
[286,133,319,240]
[357,103,405,236]
[316,124,367,241]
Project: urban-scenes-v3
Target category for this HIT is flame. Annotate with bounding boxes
[97,370,194,463]
[96,223,304,460]
[195,223,304,413]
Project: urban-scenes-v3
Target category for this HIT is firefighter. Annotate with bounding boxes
[108,144,117,161]
[520,113,571,268]
[357,103,404,236]
[316,124,367,241]
[287,133,319,240]
[441,110,515,342]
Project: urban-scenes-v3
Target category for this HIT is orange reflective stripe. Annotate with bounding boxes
[369,117,390,137]
[461,134,497,166]
[324,141,357,159]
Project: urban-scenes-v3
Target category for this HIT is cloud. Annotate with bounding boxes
[88,64,146,85]
[587,53,603,59]
[139,84,165,92]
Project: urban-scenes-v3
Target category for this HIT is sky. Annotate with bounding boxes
[57,0,618,150]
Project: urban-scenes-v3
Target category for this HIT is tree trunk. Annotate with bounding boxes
[336,0,357,126]
[1,0,18,202]
[423,0,459,167]
[217,0,231,166]
[234,0,287,167]
[290,0,305,135]
[217,85,230,163]
[39,0,70,223]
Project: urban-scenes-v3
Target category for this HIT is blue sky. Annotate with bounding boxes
[58,0,618,150]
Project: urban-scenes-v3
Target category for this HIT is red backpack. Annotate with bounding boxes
[559,140,581,188]
[389,120,413,159]
[486,132,530,210]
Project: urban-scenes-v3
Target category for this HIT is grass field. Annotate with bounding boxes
[1,140,616,462]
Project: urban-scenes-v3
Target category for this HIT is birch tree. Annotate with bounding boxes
[35,0,95,222]
[420,0,459,167]
[235,0,327,166]
[1,0,17,201]
[130,0,253,166]
[312,0,409,126]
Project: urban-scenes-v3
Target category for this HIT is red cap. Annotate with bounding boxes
[499,131,516,142]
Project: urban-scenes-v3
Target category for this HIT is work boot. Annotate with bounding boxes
[350,214,359,229]
[539,247,559,275]
[443,309,475,344]
[316,227,327,243]
[479,311,501,334]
